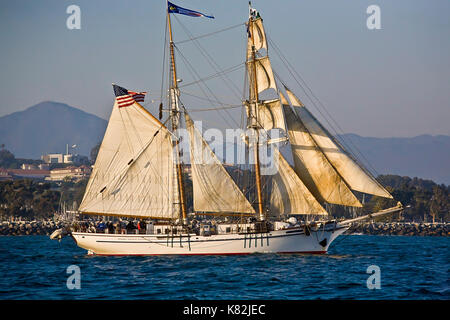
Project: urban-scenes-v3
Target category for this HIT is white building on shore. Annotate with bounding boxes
[46,165,91,181]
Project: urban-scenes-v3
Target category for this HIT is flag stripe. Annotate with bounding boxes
[118,101,135,108]
[117,96,134,101]
[113,84,147,108]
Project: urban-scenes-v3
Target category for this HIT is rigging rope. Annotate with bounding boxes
[174,22,246,45]
[178,62,245,89]
[173,15,243,101]
[173,44,238,128]
[182,105,243,112]
[179,90,239,106]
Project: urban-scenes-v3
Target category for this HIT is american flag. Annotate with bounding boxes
[113,84,147,108]
[128,91,146,103]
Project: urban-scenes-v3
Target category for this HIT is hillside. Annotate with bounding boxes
[0,101,107,159]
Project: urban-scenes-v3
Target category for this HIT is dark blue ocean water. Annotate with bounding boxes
[0,235,448,300]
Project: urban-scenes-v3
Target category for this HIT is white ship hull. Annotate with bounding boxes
[71,224,348,256]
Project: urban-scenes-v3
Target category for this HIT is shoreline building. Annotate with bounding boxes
[0,169,13,181]
[5,167,50,180]
[41,143,82,164]
[46,165,92,182]
[41,153,74,164]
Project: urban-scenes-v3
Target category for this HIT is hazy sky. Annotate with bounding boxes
[1,0,449,138]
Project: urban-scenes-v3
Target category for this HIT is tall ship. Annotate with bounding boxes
[59,2,403,255]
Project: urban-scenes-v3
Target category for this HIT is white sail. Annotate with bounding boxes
[286,89,393,199]
[257,99,287,133]
[245,99,287,135]
[246,97,294,166]
[285,88,304,107]
[78,100,178,219]
[283,104,362,207]
[246,16,284,138]
[247,56,277,94]
[247,17,267,60]
[185,113,256,214]
[269,148,328,215]
[279,91,290,105]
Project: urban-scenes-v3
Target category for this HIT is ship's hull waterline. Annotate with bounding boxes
[71,225,349,256]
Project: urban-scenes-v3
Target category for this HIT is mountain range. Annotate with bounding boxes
[0,101,107,160]
[0,101,449,185]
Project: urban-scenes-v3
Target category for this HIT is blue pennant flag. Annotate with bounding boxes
[168,1,214,19]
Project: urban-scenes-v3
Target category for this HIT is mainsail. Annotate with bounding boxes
[78,99,178,219]
[185,113,256,214]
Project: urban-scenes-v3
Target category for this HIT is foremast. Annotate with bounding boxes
[167,8,188,224]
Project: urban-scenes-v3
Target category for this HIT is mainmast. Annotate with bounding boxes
[248,2,265,221]
[167,9,188,224]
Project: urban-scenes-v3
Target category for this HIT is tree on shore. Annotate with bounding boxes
[0,174,447,222]
[0,149,16,168]
[430,185,449,223]
[373,175,449,222]
[0,180,60,220]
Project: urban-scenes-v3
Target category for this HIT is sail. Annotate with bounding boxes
[246,16,283,135]
[247,17,267,60]
[283,105,362,207]
[285,88,304,107]
[257,99,286,133]
[245,99,286,135]
[279,91,290,105]
[78,100,178,219]
[286,89,393,199]
[269,148,328,215]
[246,18,283,135]
[185,113,256,214]
[247,56,277,95]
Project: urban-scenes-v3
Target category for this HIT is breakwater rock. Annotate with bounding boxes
[1,220,449,237]
[0,220,69,236]
[346,222,449,236]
